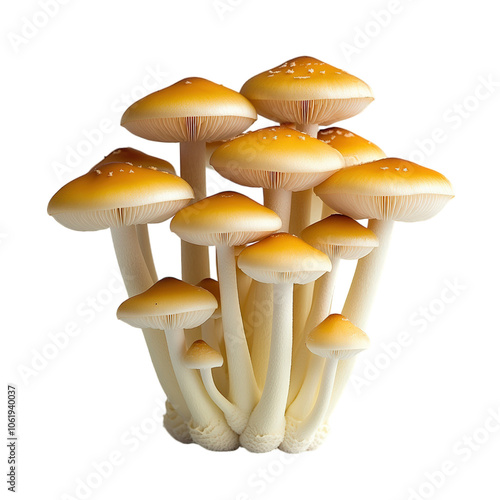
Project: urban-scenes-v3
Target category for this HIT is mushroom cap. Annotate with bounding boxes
[210,126,345,191]
[121,77,257,143]
[94,147,175,174]
[48,163,194,231]
[117,278,217,330]
[237,233,331,285]
[306,314,370,359]
[240,56,373,125]
[170,191,282,247]
[196,278,221,319]
[301,214,379,260]
[184,340,224,369]
[318,127,385,166]
[314,158,454,222]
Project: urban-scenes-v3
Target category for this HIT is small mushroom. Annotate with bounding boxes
[117,278,239,451]
[237,233,331,452]
[281,314,370,453]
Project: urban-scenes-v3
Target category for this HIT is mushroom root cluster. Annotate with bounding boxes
[48,56,454,453]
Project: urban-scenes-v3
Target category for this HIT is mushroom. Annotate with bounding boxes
[210,125,344,232]
[317,127,386,217]
[171,192,282,415]
[287,215,379,414]
[241,55,374,232]
[314,158,454,408]
[121,77,257,285]
[93,147,177,283]
[237,233,331,452]
[281,314,370,453]
[47,162,194,437]
[184,340,248,434]
[117,278,239,451]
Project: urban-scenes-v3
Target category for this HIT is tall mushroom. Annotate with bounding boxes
[171,192,282,416]
[237,233,331,452]
[211,126,344,233]
[117,278,239,451]
[314,158,454,408]
[184,340,247,434]
[121,77,257,284]
[287,215,379,412]
[93,147,176,283]
[47,163,194,441]
[281,314,370,453]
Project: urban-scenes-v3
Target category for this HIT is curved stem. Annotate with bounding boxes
[263,188,292,233]
[165,329,224,426]
[328,219,394,413]
[179,141,210,284]
[287,260,340,419]
[110,225,190,420]
[216,244,259,412]
[200,369,247,434]
[243,283,294,439]
[294,357,338,442]
[136,224,158,283]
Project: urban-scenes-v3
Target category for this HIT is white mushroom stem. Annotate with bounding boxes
[263,188,292,232]
[293,356,339,442]
[110,225,190,420]
[244,281,273,390]
[136,224,158,283]
[329,218,394,411]
[242,283,294,446]
[179,141,210,284]
[216,244,259,412]
[165,328,225,426]
[287,259,340,419]
[202,318,228,396]
[199,368,248,434]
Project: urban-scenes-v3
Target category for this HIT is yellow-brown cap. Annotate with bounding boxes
[184,340,224,369]
[121,77,257,143]
[170,191,282,247]
[317,127,385,166]
[301,214,379,260]
[240,56,373,125]
[48,163,194,231]
[210,126,344,191]
[94,147,175,174]
[196,278,221,319]
[117,278,217,330]
[237,233,331,285]
[306,314,370,359]
[314,158,454,222]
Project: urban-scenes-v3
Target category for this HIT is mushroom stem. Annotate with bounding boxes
[241,282,294,451]
[294,357,339,443]
[202,319,228,396]
[263,188,292,232]
[216,244,259,412]
[244,281,273,390]
[136,224,158,283]
[110,225,190,420]
[164,328,224,426]
[287,259,340,418]
[328,218,394,411]
[199,369,248,434]
[179,141,210,284]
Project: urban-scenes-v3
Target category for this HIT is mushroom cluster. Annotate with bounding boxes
[47,56,454,453]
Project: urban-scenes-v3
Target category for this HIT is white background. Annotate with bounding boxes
[2,1,499,499]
